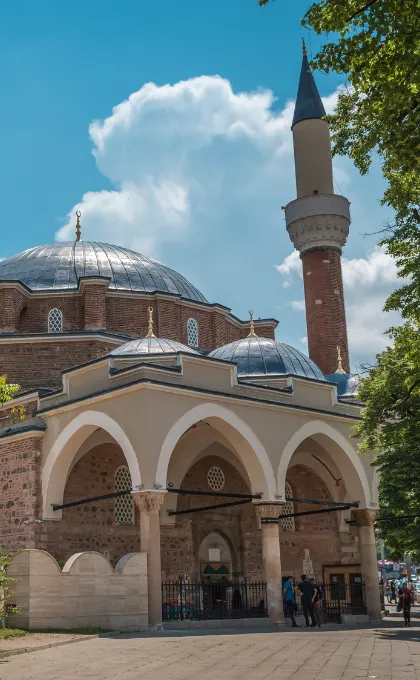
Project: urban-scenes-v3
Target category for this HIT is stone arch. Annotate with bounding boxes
[42,410,141,520]
[155,402,276,499]
[277,420,371,507]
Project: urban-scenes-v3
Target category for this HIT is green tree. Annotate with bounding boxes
[0,375,25,425]
[259,0,420,560]
[0,549,18,624]
[0,375,20,404]
[354,324,420,560]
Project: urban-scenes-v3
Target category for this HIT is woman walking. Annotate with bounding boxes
[401,583,412,626]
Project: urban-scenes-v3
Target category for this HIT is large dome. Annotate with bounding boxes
[208,337,326,381]
[0,241,207,302]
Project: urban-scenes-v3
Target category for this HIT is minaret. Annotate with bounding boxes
[285,41,351,375]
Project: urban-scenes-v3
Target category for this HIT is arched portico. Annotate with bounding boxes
[42,410,141,520]
[277,420,371,508]
[155,403,276,499]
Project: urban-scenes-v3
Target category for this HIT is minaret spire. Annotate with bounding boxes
[284,43,351,376]
[292,42,326,129]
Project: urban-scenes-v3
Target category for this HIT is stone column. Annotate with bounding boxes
[133,490,166,629]
[353,509,382,621]
[255,504,284,625]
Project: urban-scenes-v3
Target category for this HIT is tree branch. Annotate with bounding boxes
[347,0,380,21]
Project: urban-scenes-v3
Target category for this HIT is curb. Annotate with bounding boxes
[0,631,121,660]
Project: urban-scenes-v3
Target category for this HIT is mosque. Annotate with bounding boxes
[0,49,381,629]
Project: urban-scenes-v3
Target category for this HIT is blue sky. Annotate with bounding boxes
[0,0,399,368]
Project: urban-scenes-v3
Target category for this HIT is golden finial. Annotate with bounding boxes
[302,37,307,57]
[145,306,156,338]
[75,211,81,242]
[335,346,346,375]
[247,310,257,338]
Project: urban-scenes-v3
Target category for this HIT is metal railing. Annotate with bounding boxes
[162,579,268,621]
[291,582,367,624]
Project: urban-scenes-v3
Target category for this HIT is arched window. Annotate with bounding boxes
[280,481,295,531]
[48,308,63,333]
[114,466,134,525]
[187,317,199,347]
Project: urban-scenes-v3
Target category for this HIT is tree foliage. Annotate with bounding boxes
[354,324,420,560]
[0,375,20,405]
[0,375,25,425]
[0,549,18,623]
[258,0,420,557]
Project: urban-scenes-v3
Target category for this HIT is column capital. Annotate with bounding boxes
[353,508,377,527]
[254,503,282,521]
[132,489,167,513]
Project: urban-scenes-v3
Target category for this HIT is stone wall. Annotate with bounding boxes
[0,286,276,390]
[0,434,43,551]
[0,338,116,389]
[8,549,148,631]
[40,443,140,566]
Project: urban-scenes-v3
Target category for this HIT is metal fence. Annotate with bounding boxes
[292,582,367,624]
[162,579,268,621]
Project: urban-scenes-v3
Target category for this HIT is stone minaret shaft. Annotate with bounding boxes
[285,47,350,375]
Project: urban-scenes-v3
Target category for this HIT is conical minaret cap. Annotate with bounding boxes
[292,40,326,128]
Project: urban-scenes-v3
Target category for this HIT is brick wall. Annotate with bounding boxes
[161,455,264,581]
[18,296,82,333]
[0,289,26,332]
[281,465,360,581]
[40,443,139,566]
[0,339,115,390]
[83,284,108,330]
[301,248,349,375]
[0,434,43,551]
[0,399,38,430]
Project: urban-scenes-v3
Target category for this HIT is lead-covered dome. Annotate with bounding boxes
[111,337,200,357]
[208,337,326,381]
[0,242,207,302]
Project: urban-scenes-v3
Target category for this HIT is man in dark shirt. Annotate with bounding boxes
[299,574,317,627]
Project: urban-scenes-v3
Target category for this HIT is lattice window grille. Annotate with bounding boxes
[115,466,134,525]
[48,308,63,333]
[207,466,225,491]
[187,317,199,347]
[280,481,295,531]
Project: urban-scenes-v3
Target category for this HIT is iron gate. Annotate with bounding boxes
[162,579,268,621]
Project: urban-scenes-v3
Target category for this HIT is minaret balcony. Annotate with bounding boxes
[285,193,350,254]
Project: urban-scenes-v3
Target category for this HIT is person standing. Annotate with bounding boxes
[401,583,412,626]
[310,578,322,628]
[408,580,416,606]
[299,575,317,628]
[390,581,397,604]
[283,576,299,628]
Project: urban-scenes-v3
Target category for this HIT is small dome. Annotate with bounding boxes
[208,337,326,381]
[0,241,207,303]
[111,337,200,357]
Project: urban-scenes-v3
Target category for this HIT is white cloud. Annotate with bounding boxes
[276,246,403,363]
[55,74,393,366]
[291,299,305,312]
[56,76,296,253]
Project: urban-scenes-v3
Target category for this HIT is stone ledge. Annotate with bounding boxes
[0,631,121,659]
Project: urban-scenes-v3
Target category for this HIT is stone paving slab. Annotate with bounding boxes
[1,622,420,680]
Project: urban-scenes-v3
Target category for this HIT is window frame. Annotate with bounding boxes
[114,465,134,525]
[187,317,199,348]
[47,308,63,333]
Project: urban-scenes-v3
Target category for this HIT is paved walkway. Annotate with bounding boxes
[2,623,420,680]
